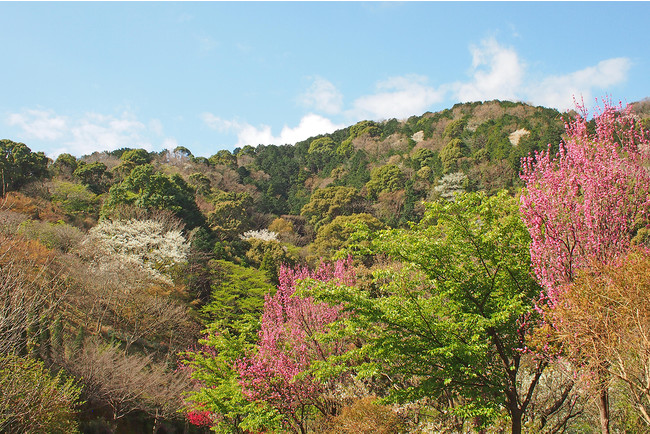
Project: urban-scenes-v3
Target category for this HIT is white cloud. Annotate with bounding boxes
[6,109,174,157]
[350,74,445,120]
[526,58,632,111]
[202,112,343,146]
[7,109,67,141]
[69,112,150,155]
[299,76,343,115]
[455,38,525,103]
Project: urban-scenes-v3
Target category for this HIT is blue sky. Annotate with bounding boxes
[1,2,648,158]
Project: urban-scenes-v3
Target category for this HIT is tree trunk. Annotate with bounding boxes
[510,406,523,434]
[598,387,610,434]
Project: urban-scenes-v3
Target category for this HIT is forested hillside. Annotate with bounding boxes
[2,99,650,433]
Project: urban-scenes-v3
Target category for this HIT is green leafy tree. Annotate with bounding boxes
[201,259,274,333]
[300,186,365,230]
[103,164,203,228]
[310,213,385,260]
[365,164,405,200]
[120,148,152,166]
[73,161,109,194]
[443,118,467,140]
[209,150,237,168]
[0,354,82,433]
[50,181,99,219]
[52,153,78,178]
[307,137,336,172]
[440,138,470,174]
[207,191,254,241]
[309,191,547,433]
[0,139,49,192]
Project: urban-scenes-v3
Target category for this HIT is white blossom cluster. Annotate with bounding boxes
[239,229,279,242]
[434,171,468,202]
[85,219,190,282]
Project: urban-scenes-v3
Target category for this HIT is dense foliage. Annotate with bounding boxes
[1,98,650,433]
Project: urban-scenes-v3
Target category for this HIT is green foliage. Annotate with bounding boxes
[18,220,84,253]
[0,354,82,434]
[182,326,282,434]
[119,148,152,166]
[310,213,385,260]
[440,138,470,173]
[349,120,381,139]
[0,139,49,192]
[300,186,365,230]
[188,172,211,196]
[201,259,274,332]
[103,164,203,228]
[50,181,99,219]
[52,153,78,178]
[443,118,468,140]
[245,238,299,282]
[209,149,237,168]
[365,164,405,200]
[207,191,253,241]
[309,191,543,428]
[73,161,109,194]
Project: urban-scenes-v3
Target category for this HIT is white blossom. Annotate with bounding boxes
[85,219,190,283]
[239,229,279,242]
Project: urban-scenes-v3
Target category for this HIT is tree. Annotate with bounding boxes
[0,139,49,192]
[103,164,204,228]
[310,213,385,260]
[209,150,237,168]
[519,99,650,433]
[52,153,78,178]
[73,161,109,194]
[235,260,356,433]
[548,251,650,427]
[300,186,365,230]
[0,354,82,433]
[207,191,254,241]
[520,100,650,295]
[364,164,404,200]
[307,137,336,172]
[440,138,470,173]
[84,217,190,284]
[310,191,549,433]
[200,259,275,333]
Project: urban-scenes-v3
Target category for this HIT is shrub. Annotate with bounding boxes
[0,354,82,433]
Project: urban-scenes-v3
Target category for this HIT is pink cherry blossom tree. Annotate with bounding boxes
[520,98,650,433]
[235,258,355,433]
[520,98,650,301]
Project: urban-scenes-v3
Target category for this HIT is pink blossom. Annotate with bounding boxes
[236,258,355,425]
[520,98,650,304]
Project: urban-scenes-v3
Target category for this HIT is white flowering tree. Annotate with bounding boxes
[85,218,190,283]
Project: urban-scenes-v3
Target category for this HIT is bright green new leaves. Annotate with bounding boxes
[309,191,542,430]
[0,354,83,433]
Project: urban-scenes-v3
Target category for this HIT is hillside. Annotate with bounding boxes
[2,99,650,433]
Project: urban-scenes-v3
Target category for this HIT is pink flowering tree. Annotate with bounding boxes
[520,99,650,301]
[520,99,650,433]
[236,258,355,434]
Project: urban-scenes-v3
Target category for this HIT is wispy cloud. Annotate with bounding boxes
[6,109,176,157]
[350,74,445,120]
[7,109,67,141]
[298,76,343,115]
[454,38,525,103]
[202,112,344,147]
[526,58,632,111]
